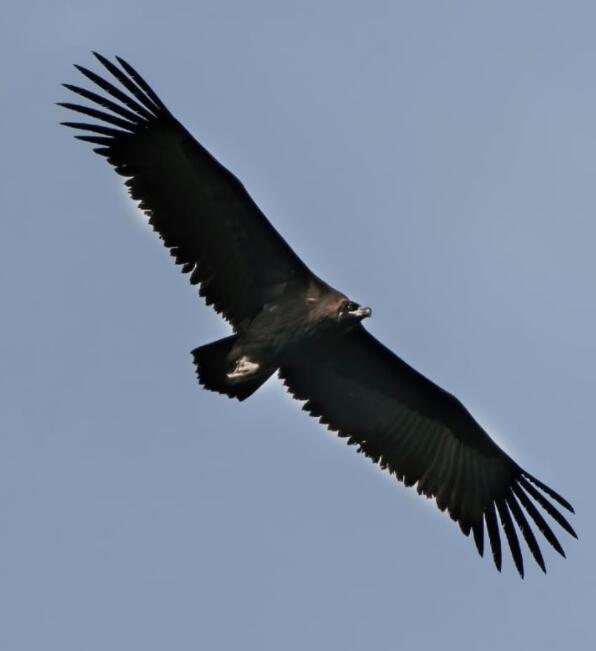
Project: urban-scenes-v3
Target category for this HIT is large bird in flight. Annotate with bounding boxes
[61,53,576,577]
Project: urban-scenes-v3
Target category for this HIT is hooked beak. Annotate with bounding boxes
[349,306,372,320]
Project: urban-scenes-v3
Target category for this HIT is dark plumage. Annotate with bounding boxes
[61,53,576,577]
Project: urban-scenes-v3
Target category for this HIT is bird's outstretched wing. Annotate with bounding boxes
[280,326,576,576]
[60,53,312,330]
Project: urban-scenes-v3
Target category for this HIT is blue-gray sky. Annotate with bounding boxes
[2,2,595,649]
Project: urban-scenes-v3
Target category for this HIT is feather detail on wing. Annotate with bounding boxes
[60,53,311,330]
[279,326,576,576]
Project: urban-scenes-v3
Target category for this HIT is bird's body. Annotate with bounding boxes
[195,277,366,397]
[61,53,576,576]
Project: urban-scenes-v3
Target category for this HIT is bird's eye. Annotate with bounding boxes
[344,302,358,312]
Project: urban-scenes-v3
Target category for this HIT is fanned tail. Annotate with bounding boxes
[192,336,273,401]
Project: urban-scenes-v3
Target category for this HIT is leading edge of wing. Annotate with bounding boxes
[60,53,312,329]
[279,326,576,577]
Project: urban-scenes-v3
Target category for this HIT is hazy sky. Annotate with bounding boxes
[2,2,595,649]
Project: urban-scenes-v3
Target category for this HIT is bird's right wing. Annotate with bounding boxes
[280,325,576,576]
[61,53,312,330]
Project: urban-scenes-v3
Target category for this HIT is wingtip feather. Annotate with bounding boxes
[522,471,575,513]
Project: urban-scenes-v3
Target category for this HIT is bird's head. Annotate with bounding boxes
[337,299,372,325]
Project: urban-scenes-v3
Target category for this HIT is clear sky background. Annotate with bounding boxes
[2,2,595,649]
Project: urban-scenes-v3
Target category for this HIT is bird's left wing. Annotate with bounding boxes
[60,53,312,330]
[279,326,576,576]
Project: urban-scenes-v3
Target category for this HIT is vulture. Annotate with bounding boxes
[61,53,576,577]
